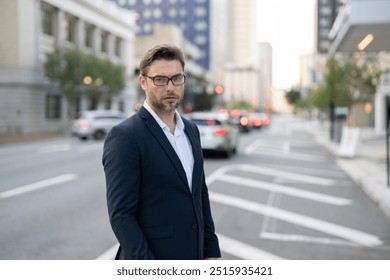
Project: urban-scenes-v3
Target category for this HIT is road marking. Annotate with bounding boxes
[218,233,284,260]
[244,139,330,162]
[78,143,104,153]
[0,174,78,199]
[260,232,359,247]
[218,174,351,205]
[251,148,329,162]
[37,144,71,154]
[207,164,336,186]
[209,191,383,247]
[261,163,347,178]
[95,235,284,260]
[96,244,118,260]
[282,141,290,153]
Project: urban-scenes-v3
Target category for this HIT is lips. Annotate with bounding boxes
[164,95,179,100]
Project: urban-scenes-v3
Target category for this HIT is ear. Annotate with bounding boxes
[139,75,147,90]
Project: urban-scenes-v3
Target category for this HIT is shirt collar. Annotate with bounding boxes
[143,101,185,133]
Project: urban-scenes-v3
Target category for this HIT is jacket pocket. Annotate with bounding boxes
[143,225,174,239]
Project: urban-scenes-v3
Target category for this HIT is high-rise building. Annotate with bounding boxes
[224,0,261,106]
[112,0,211,70]
[316,0,344,53]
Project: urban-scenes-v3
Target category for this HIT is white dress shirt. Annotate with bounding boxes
[143,101,194,191]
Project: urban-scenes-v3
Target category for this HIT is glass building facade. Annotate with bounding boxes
[112,0,210,70]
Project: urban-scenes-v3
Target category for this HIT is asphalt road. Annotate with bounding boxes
[1,114,389,259]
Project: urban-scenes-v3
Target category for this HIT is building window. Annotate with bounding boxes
[115,37,122,57]
[85,24,94,48]
[64,14,76,43]
[41,6,54,35]
[101,31,108,53]
[46,95,61,119]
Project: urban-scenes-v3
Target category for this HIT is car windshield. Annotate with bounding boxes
[191,119,222,126]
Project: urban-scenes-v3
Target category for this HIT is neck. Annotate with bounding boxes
[147,101,176,133]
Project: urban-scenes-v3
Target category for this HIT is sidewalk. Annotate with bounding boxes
[0,132,64,145]
[301,118,390,219]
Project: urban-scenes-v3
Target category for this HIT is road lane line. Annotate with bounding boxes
[260,232,359,247]
[217,233,284,260]
[78,143,104,153]
[37,144,71,154]
[207,164,336,187]
[96,244,118,260]
[251,148,329,162]
[236,164,336,186]
[209,191,383,247]
[95,234,284,260]
[0,174,78,199]
[218,174,352,205]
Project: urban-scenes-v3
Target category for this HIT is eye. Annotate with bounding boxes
[154,76,168,83]
[172,75,182,82]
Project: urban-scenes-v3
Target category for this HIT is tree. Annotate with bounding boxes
[45,48,126,118]
[310,56,378,110]
[285,89,301,105]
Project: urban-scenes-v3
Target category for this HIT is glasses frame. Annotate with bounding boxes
[144,74,186,86]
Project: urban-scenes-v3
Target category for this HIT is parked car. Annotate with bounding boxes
[71,110,128,140]
[186,111,240,157]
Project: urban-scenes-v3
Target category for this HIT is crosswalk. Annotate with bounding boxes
[206,137,386,259]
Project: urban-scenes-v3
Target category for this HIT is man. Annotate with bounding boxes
[102,44,221,260]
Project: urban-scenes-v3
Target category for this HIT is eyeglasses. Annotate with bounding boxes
[144,74,186,86]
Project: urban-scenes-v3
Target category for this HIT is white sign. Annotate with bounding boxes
[337,127,360,158]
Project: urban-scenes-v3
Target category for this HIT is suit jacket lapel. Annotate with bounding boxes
[183,119,202,194]
[139,107,190,190]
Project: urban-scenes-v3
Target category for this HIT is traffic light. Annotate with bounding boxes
[214,85,224,95]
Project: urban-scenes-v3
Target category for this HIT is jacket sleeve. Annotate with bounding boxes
[201,170,221,258]
[102,124,154,260]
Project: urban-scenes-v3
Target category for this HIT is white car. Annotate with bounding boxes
[186,111,240,157]
[71,110,128,140]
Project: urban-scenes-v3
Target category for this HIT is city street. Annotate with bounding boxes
[1,114,390,260]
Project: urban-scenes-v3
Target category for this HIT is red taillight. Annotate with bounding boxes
[213,128,227,136]
[254,120,262,126]
[240,116,249,126]
[80,120,89,129]
[207,119,216,126]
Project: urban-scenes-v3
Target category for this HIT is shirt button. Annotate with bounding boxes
[192,224,198,229]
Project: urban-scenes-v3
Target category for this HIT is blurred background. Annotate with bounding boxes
[0,0,389,137]
[0,0,389,260]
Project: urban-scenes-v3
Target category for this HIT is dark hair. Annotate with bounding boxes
[139,44,185,76]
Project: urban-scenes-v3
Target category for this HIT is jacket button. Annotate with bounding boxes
[192,224,198,229]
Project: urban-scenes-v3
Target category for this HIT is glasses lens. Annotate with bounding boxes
[172,74,185,85]
[153,76,169,86]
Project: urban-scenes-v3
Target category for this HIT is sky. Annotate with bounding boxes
[257,0,316,90]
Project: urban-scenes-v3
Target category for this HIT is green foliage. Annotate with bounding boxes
[228,100,254,111]
[285,89,301,105]
[305,55,379,111]
[45,48,126,114]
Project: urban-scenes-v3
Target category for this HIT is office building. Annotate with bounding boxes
[316,0,344,54]
[112,0,211,70]
[0,0,136,136]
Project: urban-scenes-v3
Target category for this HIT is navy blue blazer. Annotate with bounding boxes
[102,106,221,260]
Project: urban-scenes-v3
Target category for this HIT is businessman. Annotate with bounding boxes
[102,44,221,260]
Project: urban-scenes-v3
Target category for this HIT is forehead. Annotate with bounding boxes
[147,59,183,75]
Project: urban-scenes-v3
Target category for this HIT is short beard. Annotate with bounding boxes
[149,94,183,113]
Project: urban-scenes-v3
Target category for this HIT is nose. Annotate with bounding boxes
[165,80,175,90]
